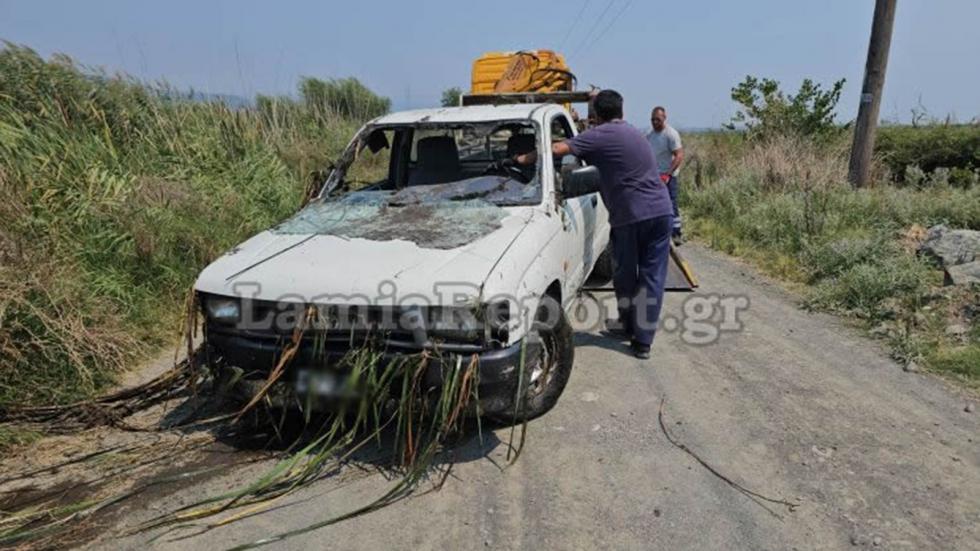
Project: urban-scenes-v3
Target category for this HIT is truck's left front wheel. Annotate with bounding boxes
[492,295,574,423]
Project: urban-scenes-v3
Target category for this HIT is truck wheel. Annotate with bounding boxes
[494,295,574,423]
[591,243,614,281]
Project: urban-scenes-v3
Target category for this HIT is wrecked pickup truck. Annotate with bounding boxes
[194,103,610,420]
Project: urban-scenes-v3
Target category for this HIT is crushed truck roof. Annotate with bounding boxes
[372,104,559,125]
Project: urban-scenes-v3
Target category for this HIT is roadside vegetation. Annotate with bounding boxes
[684,76,980,383]
[0,44,389,405]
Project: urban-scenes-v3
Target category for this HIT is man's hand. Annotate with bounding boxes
[552,141,572,158]
[513,151,538,166]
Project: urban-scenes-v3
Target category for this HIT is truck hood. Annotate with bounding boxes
[194,204,539,305]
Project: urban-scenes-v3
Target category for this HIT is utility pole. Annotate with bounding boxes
[848,0,898,187]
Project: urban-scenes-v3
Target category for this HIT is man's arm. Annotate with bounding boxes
[514,141,574,166]
[669,147,684,175]
[667,129,684,174]
[552,141,572,158]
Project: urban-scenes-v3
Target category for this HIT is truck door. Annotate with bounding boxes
[549,113,600,294]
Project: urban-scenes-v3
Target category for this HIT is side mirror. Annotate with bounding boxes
[561,166,601,199]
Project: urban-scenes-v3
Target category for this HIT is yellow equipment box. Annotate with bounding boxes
[471,50,575,95]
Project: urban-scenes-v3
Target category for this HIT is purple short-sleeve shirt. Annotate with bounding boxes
[566,120,672,227]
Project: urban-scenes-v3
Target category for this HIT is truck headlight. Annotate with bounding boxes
[206,297,240,322]
[484,301,510,345]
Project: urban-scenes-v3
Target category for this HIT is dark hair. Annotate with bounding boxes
[652,106,666,116]
[593,89,624,122]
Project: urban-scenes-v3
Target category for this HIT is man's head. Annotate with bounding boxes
[592,89,624,124]
[651,106,667,132]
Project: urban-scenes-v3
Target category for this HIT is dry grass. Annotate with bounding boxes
[732,134,848,192]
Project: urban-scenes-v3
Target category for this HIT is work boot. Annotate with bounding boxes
[603,317,631,341]
[631,340,651,360]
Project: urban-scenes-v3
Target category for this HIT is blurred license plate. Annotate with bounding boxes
[295,369,339,397]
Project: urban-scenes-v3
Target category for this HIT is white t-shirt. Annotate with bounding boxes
[646,125,683,176]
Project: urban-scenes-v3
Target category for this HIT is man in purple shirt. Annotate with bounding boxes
[553,90,673,359]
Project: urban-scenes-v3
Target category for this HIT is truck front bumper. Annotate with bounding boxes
[206,329,539,416]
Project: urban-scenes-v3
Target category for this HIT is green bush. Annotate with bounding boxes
[809,253,932,320]
[876,124,980,183]
[726,75,846,141]
[800,234,895,283]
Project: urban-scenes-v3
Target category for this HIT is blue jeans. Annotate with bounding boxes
[667,176,682,237]
[610,215,673,348]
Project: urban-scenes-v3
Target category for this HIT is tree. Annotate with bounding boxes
[440,86,462,107]
[727,75,846,141]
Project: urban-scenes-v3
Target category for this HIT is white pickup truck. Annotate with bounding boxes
[194,103,610,420]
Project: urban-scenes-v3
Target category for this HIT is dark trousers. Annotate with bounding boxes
[667,176,682,237]
[610,215,672,347]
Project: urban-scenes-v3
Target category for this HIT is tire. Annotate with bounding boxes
[591,243,614,281]
[492,295,575,423]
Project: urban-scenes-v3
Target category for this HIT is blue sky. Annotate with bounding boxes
[1,0,978,129]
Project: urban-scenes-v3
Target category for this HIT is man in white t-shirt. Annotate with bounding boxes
[647,106,685,242]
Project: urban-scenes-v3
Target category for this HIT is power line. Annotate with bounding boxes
[558,0,590,51]
[571,0,616,59]
[571,0,615,57]
[585,0,635,54]
[578,0,635,59]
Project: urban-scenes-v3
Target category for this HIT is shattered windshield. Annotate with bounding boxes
[272,120,543,248]
[274,197,511,249]
[319,120,542,207]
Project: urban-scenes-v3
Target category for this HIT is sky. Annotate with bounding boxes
[1,0,978,129]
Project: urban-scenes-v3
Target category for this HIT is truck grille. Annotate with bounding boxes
[204,298,486,350]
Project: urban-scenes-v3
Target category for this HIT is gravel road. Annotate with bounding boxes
[104,243,980,550]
